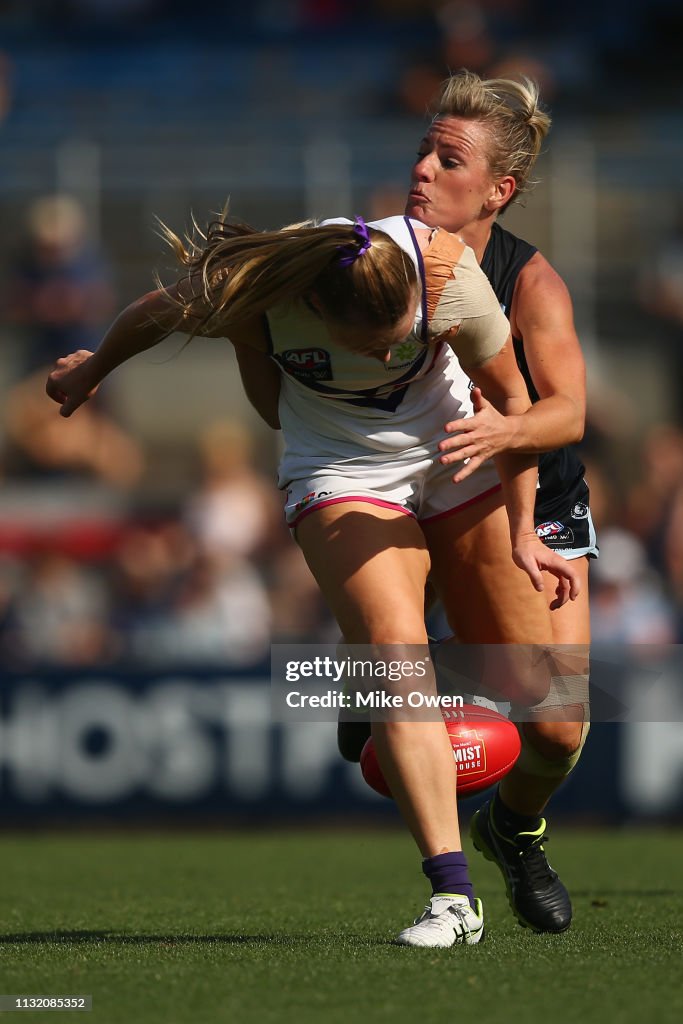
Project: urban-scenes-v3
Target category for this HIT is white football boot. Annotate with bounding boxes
[395,894,485,948]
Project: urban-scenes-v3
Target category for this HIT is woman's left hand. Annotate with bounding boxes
[439,387,519,483]
[511,532,581,610]
[46,350,101,417]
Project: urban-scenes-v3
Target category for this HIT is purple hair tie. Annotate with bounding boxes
[337,216,372,267]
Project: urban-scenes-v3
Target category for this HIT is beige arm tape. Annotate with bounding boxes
[511,672,591,778]
[426,244,510,366]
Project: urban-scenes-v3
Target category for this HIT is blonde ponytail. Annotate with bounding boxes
[159,213,418,338]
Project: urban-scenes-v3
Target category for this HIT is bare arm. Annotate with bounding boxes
[510,254,585,445]
[464,336,536,537]
[46,285,267,417]
[463,338,580,606]
[46,289,179,416]
[232,339,282,431]
[439,254,586,464]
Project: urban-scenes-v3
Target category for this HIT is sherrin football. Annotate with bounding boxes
[359,704,521,800]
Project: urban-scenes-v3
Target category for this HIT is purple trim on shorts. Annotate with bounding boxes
[290,495,415,528]
[418,483,502,524]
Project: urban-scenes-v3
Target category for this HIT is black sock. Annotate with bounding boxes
[491,788,542,838]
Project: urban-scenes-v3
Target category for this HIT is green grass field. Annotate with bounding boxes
[0,825,681,1024]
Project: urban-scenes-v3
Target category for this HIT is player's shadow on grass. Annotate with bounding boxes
[0,931,388,946]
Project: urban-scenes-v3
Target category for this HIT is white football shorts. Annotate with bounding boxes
[284,446,501,528]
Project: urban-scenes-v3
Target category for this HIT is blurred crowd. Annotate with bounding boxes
[1,3,683,668]
[1,396,682,669]
[2,1,681,112]
[0,395,338,669]
[1,192,683,669]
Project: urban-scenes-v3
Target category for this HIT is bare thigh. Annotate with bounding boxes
[525,555,590,749]
[422,491,557,704]
[547,555,591,645]
[296,503,462,855]
[421,490,553,644]
[295,502,431,643]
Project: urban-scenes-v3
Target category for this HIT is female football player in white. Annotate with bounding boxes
[233,71,592,936]
[46,213,579,948]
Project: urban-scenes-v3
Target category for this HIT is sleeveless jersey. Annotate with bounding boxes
[267,216,509,484]
[481,221,588,519]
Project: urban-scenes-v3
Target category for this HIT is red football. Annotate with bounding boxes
[359,704,521,800]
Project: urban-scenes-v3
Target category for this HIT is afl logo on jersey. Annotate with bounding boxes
[571,502,589,519]
[536,520,575,548]
[536,521,565,538]
[281,348,333,382]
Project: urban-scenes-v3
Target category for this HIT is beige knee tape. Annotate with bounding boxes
[515,719,590,778]
[512,673,590,779]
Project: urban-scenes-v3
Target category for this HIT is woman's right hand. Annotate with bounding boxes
[439,387,520,482]
[46,350,100,417]
[511,531,581,609]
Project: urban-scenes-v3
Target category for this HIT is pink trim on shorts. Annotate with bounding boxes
[290,495,415,528]
[418,483,502,524]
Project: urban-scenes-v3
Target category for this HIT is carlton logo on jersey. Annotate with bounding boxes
[280,348,333,382]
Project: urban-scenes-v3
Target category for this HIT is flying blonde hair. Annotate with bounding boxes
[159,212,418,339]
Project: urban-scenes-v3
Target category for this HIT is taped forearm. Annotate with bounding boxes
[425,241,510,366]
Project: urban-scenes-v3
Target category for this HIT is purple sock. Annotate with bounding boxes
[422,852,476,910]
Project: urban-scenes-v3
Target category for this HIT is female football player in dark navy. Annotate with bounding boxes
[401,70,592,937]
